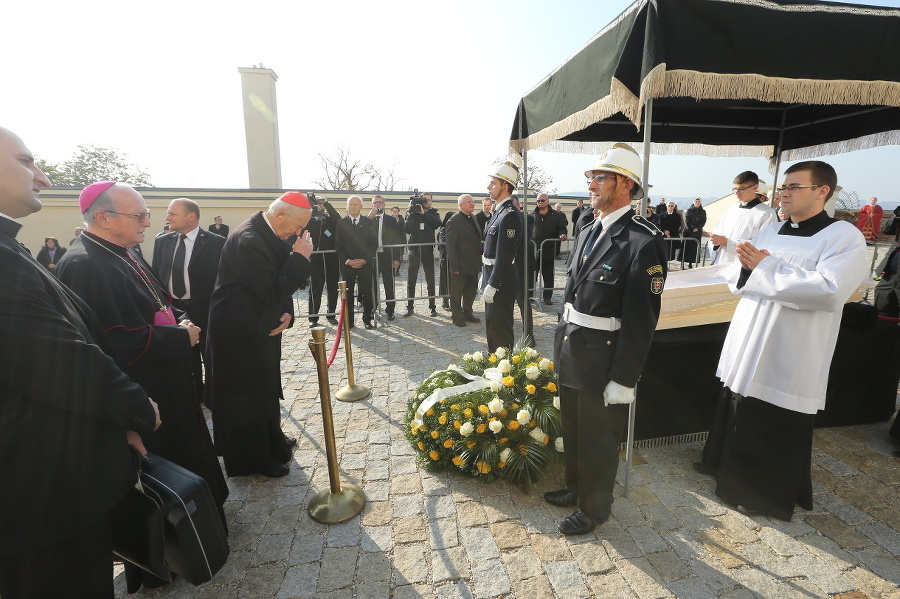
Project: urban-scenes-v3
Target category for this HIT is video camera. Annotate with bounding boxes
[408,188,428,214]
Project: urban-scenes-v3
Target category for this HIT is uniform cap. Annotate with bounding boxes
[79,181,117,213]
[490,161,520,187]
[278,191,312,209]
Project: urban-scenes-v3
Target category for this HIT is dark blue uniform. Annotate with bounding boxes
[553,209,666,522]
[482,196,522,352]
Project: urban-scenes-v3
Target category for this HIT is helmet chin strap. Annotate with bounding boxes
[597,176,620,216]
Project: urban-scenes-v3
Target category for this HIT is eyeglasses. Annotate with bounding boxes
[107,211,151,222]
[587,174,616,184]
[775,184,822,193]
[731,184,757,193]
[536,199,548,203]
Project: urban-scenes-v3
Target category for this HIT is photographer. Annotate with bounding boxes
[306,194,341,324]
[403,191,442,317]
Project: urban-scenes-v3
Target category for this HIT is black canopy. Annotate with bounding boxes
[509,0,900,163]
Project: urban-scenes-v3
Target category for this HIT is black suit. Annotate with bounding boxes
[208,223,229,237]
[152,228,226,404]
[874,239,900,317]
[371,212,404,317]
[445,211,482,323]
[554,209,667,522]
[336,215,376,326]
[0,217,156,598]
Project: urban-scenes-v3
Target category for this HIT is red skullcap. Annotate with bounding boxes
[278,191,312,209]
[79,181,117,213]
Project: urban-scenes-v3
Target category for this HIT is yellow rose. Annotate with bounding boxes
[417,442,425,451]
[418,424,427,431]
[478,404,489,415]
[429,450,439,460]
[489,354,498,363]
[450,404,460,411]
[512,355,521,364]
[500,409,508,417]
[425,408,434,416]
[527,362,538,369]
[410,421,419,431]
[453,420,462,430]
[549,361,554,371]
[438,414,448,425]
[476,461,492,474]
[544,382,557,392]
[498,437,509,444]
[503,376,515,387]
[512,403,519,409]
[463,408,473,418]
[508,420,520,430]
[452,455,464,466]
[476,424,486,434]
[443,439,454,448]
[431,430,440,439]
[525,384,536,394]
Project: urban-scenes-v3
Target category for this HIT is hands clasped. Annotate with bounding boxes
[735,241,771,270]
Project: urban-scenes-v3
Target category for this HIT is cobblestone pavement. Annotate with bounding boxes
[117,249,900,599]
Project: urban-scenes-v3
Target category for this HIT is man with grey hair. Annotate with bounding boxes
[207,192,314,478]
[336,195,377,328]
[444,194,483,326]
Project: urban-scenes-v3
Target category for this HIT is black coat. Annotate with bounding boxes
[336,215,377,267]
[0,218,156,556]
[404,207,442,245]
[571,206,586,236]
[372,213,404,264]
[445,211,483,276]
[532,207,568,243]
[685,206,707,235]
[555,210,667,390]
[208,223,229,237]
[307,202,341,252]
[36,245,66,269]
[152,228,226,330]
[659,211,683,237]
[483,197,522,289]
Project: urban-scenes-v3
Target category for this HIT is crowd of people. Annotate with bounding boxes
[0,122,891,596]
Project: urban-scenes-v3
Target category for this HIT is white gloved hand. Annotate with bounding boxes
[483,284,498,304]
[603,380,635,406]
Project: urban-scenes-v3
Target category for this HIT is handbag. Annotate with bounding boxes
[110,453,173,582]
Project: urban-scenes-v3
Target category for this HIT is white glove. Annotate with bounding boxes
[603,380,635,406]
[483,284,498,304]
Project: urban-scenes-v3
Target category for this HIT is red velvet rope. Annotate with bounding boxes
[877,314,900,323]
[326,297,346,367]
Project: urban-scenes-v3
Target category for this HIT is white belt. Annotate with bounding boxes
[482,256,514,266]
[563,302,621,331]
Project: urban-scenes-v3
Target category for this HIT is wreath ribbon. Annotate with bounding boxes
[413,366,504,425]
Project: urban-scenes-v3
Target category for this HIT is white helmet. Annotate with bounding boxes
[584,143,644,200]
[756,180,769,198]
[490,161,520,187]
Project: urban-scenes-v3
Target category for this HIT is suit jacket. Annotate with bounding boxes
[336,215,376,269]
[208,223,229,237]
[555,210,667,391]
[152,228,226,328]
[371,213,404,265]
[0,217,155,556]
[445,211,482,276]
[659,211,683,237]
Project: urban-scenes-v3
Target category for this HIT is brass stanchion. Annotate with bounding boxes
[307,326,366,523]
[335,281,371,402]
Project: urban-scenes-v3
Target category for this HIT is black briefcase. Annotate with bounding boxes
[140,453,230,585]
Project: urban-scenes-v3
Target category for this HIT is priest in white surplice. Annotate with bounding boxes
[709,171,778,265]
[695,160,867,521]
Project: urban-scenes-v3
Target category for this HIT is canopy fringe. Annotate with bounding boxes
[775,129,900,165]
[529,139,773,159]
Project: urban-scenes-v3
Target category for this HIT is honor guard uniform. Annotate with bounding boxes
[547,143,667,536]
[482,161,523,352]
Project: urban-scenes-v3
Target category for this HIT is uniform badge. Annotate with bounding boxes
[506,229,516,238]
[647,264,663,275]
[651,276,664,294]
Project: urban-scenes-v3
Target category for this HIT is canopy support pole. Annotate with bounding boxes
[770,108,787,209]
[519,103,532,347]
[640,98,654,217]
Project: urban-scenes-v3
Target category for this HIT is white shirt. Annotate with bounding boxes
[716,219,867,414]
[710,201,777,265]
[169,226,199,299]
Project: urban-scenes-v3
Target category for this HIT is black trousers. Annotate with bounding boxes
[374,252,396,316]
[537,240,559,301]
[309,252,340,322]
[0,516,113,599]
[449,272,477,321]
[559,385,627,522]
[874,272,900,318]
[483,265,517,352]
[515,259,534,338]
[342,264,373,325]
[438,255,450,307]
[407,246,435,310]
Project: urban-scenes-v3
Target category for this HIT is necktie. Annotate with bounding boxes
[172,234,187,298]
[580,221,603,263]
[353,218,359,226]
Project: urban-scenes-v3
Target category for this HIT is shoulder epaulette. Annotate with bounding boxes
[632,215,662,235]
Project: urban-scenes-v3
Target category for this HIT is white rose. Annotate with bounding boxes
[539,358,552,371]
[463,353,471,361]
[516,410,531,426]
[489,381,503,392]
[498,359,512,374]
[488,397,504,414]
[552,396,560,410]
[418,393,426,400]
[525,366,540,380]
[499,448,512,463]
[554,437,564,452]
[529,427,548,444]
[459,422,474,436]
[495,347,507,359]
[472,351,484,362]
[488,420,503,434]
[525,347,538,359]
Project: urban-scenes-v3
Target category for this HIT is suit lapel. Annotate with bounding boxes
[189,230,206,268]
[158,232,176,283]
[573,211,632,287]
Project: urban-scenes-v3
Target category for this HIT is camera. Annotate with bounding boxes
[408,188,428,213]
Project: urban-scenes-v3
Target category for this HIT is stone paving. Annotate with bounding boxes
[116,249,900,599]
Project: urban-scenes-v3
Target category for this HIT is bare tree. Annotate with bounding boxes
[837,188,860,211]
[493,157,556,195]
[315,146,402,191]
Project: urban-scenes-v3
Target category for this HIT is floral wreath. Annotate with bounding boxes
[405,346,563,485]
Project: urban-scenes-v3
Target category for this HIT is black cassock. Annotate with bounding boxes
[207,211,312,476]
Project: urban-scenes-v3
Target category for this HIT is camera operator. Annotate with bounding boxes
[403,191,442,317]
[306,194,341,325]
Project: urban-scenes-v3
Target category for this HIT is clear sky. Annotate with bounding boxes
[3,0,898,203]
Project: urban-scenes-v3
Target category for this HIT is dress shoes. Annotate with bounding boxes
[453,319,467,327]
[387,313,396,321]
[284,436,298,448]
[544,489,577,507]
[558,510,602,536]
[403,309,414,317]
[544,298,554,305]
[326,317,339,325]
[430,307,438,317]
[692,461,715,475]
[464,313,480,323]
[259,463,290,478]
[364,320,375,329]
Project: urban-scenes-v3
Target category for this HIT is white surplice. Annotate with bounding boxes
[710,202,778,265]
[717,220,867,414]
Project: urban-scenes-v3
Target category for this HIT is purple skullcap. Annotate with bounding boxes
[79,181,117,213]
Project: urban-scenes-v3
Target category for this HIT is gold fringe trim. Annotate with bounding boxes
[776,129,900,164]
[525,139,773,159]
